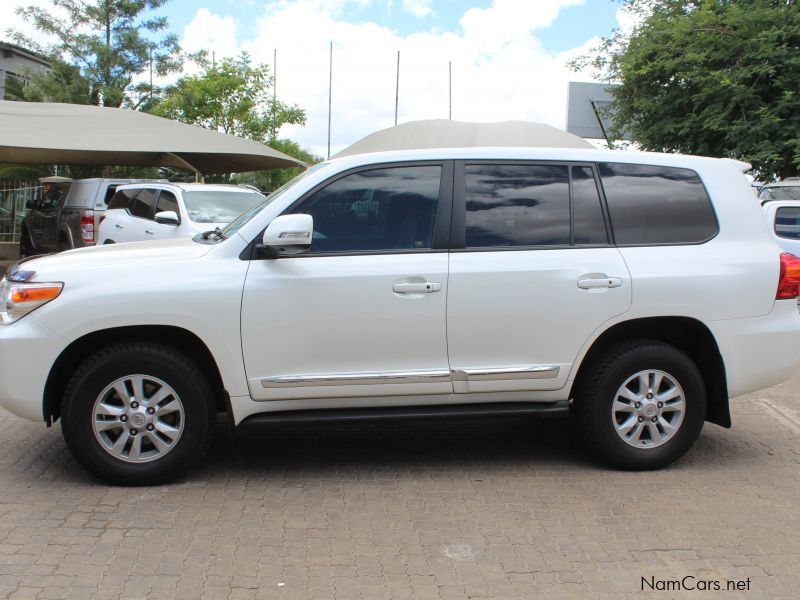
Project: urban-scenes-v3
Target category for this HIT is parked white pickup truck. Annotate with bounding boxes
[1,148,799,484]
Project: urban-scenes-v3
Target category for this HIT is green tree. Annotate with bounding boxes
[153,53,306,143]
[152,53,310,184]
[573,0,800,180]
[8,0,181,107]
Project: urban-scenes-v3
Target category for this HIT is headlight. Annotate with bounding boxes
[0,278,63,325]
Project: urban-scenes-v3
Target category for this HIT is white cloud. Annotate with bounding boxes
[181,8,239,61]
[178,0,605,157]
[1,0,67,48]
[402,0,433,19]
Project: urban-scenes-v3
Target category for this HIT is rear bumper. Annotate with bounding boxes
[711,300,800,399]
[0,316,68,421]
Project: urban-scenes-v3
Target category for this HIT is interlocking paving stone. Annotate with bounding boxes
[0,372,799,598]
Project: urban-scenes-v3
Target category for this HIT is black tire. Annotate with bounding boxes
[19,229,34,258]
[573,340,706,470]
[61,342,216,485]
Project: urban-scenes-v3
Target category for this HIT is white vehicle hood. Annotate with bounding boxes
[16,237,213,277]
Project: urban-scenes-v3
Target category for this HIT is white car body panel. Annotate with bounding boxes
[0,147,798,429]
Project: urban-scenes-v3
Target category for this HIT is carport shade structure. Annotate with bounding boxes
[333,119,594,157]
[0,100,305,175]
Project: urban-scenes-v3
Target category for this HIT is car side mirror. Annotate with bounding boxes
[155,210,180,226]
[259,214,313,258]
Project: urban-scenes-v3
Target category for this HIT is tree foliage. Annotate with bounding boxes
[573,0,800,180]
[152,53,311,186]
[152,53,306,144]
[8,0,181,107]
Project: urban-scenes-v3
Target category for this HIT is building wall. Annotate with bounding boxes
[0,43,50,99]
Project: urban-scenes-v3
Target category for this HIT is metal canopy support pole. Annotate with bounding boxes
[166,153,204,183]
[589,99,614,149]
[327,42,333,160]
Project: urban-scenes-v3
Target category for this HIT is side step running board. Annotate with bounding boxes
[240,401,570,426]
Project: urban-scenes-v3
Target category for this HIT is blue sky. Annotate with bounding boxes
[3,0,630,155]
[159,0,621,54]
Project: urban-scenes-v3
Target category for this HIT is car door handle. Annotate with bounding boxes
[115,224,124,229]
[577,275,623,289]
[393,282,442,294]
[145,229,154,235]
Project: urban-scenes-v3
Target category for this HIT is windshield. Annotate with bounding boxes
[221,163,328,237]
[760,186,800,202]
[182,190,265,224]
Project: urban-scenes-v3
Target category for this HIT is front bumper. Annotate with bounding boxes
[0,315,68,421]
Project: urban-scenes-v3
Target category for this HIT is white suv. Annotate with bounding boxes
[99,183,265,244]
[1,148,799,485]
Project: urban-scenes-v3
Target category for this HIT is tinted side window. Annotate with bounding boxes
[775,207,800,240]
[294,165,441,252]
[129,189,158,220]
[156,191,179,216]
[599,163,718,245]
[572,166,608,245]
[103,185,118,205]
[465,164,570,247]
[107,189,138,210]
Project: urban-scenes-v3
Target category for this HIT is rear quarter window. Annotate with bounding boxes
[107,189,138,210]
[599,163,718,245]
[775,206,800,240]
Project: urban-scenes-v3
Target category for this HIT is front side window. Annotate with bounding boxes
[465,164,570,247]
[599,163,718,245]
[775,206,800,240]
[129,189,158,220]
[292,165,441,253]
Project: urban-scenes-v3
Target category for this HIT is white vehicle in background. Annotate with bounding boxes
[98,183,265,244]
[762,199,800,257]
[758,177,800,203]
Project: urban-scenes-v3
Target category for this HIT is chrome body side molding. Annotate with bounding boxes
[452,365,560,381]
[261,366,559,388]
[261,369,451,388]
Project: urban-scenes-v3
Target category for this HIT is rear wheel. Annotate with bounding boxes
[57,235,70,252]
[574,340,706,470]
[61,342,216,485]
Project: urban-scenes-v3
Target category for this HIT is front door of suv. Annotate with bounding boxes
[241,162,454,401]
[446,162,632,393]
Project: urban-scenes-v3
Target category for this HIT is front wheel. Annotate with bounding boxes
[61,342,216,485]
[573,341,706,470]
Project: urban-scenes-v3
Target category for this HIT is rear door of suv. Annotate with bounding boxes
[446,161,632,393]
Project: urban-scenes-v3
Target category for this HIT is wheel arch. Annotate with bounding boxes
[44,325,229,426]
[569,317,730,428]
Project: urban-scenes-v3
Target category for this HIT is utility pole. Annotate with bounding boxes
[327,42,333,159]
[448,61,452,120]
[394,50,400,126]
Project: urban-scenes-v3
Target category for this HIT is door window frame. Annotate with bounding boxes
[245,160,454,260]
[450,160,613,252]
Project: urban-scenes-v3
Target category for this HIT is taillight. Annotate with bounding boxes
[777,253,800,299]
[80,212,95,243]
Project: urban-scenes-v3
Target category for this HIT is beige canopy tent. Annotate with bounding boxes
[334,119,594,158]
[0,100,304,175]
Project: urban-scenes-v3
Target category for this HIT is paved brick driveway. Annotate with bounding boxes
[0,374,799,599]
